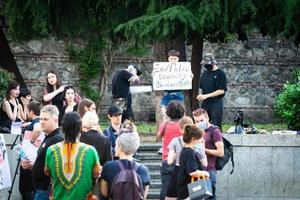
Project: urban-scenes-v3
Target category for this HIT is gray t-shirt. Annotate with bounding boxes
[168,136,206,166]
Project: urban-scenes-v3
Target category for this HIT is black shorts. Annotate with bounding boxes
[166,165,180,197]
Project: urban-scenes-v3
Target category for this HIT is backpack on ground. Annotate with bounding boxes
[110,160,144,200]
[210,127,234,174]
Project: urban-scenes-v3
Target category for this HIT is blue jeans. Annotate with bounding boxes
[160,161,175,200]
[34,188,50,200]
[161,91,184,106]
[207,170,217,200]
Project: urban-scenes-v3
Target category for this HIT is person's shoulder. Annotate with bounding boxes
[137,162,149,173]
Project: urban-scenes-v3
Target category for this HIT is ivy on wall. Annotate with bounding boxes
[67,38,104,102]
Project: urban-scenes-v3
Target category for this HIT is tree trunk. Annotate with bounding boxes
[190,37,203,112]
[0,25,27,89]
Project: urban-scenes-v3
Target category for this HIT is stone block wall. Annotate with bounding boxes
[8,36,300,123]
[217,134,300,199]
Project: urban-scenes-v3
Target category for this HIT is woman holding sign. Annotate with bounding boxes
[0,80,22,133]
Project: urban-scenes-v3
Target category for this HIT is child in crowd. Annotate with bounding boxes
[103,105,123,158]
[177,124,210,199]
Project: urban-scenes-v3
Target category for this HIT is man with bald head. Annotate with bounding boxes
[22,105,63,200]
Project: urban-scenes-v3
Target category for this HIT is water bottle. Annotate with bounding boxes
[15,144,27,160]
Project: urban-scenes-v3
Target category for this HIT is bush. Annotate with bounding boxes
[274,68,300,130]
[0,68,15,101]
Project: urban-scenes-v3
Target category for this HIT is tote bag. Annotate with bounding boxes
[188,176,213,200]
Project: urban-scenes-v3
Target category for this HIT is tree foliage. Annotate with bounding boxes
[0,68,14,100]
[274,69,300,130]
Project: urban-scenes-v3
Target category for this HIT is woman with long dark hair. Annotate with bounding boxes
[43,70,66,114]
[0,80,22,131]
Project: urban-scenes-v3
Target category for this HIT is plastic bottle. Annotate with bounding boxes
[14,144,27,160]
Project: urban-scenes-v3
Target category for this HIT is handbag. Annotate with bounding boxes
[188,176,213,200]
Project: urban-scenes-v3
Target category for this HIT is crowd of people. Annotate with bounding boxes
[0,50,227,200]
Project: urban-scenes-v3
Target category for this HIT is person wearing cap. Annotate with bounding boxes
[103,105,123,158]
[100,123,150,199]
[80,111,113,166]
[196,53,227,130]
[111,64,141,121]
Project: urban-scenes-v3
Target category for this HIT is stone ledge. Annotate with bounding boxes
[224,134,300,147]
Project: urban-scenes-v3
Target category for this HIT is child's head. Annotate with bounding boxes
[168,50,180,62]
[182,124,204,144]
[179,116,194,132]
[107,105,122,125]
[78,98,96,118]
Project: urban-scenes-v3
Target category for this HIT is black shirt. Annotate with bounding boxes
[177,147,203,199]
[112,69,133,98]
[200,68,227,101]
[0,100,20,128]
[80,129,113,166]
[32,128,63,190]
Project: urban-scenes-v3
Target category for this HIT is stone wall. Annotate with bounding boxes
[8,36,300,123]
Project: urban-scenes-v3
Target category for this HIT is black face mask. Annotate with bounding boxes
[204,64,213,71]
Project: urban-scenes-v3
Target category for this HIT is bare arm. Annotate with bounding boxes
[196,89,225,101]
[43,85,66,102]
[167,149,176,165]
[144,185,149,199]
[128,75,140,84]
[205,141,224,157]
[100,179,108,197]
[2,100,18,121]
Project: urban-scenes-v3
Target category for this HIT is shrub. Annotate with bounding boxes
[0,68,15,101]
[274,68,300,130]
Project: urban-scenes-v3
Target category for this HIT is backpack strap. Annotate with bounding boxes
[116,160,125,170]
[160,121,169,137]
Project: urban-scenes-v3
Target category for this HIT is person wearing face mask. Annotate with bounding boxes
[196,53,227,131]
[192,108,224,200]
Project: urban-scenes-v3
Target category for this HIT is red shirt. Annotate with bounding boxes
[159,121,182,160]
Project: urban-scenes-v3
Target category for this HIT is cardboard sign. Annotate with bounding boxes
[152,62,193,90]
[10,121,22,135]
[0,134,11,189]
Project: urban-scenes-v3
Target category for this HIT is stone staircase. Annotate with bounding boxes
[136,143,162,200]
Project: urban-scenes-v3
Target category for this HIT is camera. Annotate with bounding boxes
[234,110,244,126]
[234,110,244,134]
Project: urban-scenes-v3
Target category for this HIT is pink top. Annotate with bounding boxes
[159,121,182,161]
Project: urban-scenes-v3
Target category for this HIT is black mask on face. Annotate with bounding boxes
[204,64,213,71]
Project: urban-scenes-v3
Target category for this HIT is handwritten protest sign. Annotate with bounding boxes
[152,62,193,90]
[0,134,11,189]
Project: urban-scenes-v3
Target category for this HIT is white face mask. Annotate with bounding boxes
[198,121,207,130]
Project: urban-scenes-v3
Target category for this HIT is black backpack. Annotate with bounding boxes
[110,160,144,200]
[210,127,234,174]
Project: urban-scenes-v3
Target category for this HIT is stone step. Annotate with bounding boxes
[135,152,161,160]
[143,162,161,171]
[149,172,161,179]
[138,143,162,151]
[147,191,160,200]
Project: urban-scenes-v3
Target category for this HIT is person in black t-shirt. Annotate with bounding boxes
[21,105,63,200]
[111,64,141,121]
[177,124,209,199]
[196,53,227,130]
[80,111,112,166]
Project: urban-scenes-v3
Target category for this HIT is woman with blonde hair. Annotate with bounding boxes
[80,111,112,166]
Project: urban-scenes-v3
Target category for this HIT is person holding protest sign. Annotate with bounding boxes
[159,50,184,120]
[196,53,227,130]
[111,64,141,121]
